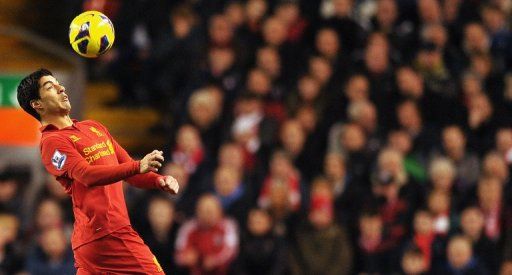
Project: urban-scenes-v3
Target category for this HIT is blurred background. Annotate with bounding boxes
[1,0,512,274]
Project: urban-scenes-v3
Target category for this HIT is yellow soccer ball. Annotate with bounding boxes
[69,11,115,58]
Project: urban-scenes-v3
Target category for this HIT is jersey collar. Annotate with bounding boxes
[40,119,79,132]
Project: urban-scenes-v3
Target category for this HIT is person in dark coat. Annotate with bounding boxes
[235,208,287,275]
[434,235,489,275]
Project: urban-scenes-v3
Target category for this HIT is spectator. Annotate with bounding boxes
[328,123,371,185]
[289,181,352,275]
[496,128,512,165]
[321,0,366,54]
[396,100,436,156]
[217,142,246,174]
[418,0,443,25]
[481,5,511,71]
[439,125,480,190]
[466,93,497,154]
[287,74,323,115]
[477,177,507,242]
[460,206,499,274]
[140,195,181,275]
[185,86,224,156]
[261,16,304,81]
[0,170,23,220]
[208,14,235,48]
[33,198,67,234]
[258,150,302,213]
[224,1,245,31]
[308,56,338,100]
[364,34,396,128]
[406,210,445,269]
[354,210,388,273]
[235,208,287,275]
[344,74,370,103]
[463,22,491,56]
[25,228,75,275]
[279,119,320,181]
[401,246,429,275]
[323,152,360,225]
[427,190,455,236]
[39,174,73,224]
[175,195,239,275]
[414,41,453,97]
[368,148,420,269]
[274,0,308,44]
[314,27,348,79]
[370,0,416,59]
[212,165,251,225]
[347,100,381,154]
[428,157,460,208]
[161,163,196,220]
[202,47,242,101]
[147,4,201,111]
[388,130,428,184]
[172,124,206,177]
[325,73,370,126]
[482,152,510,187]
[373,148,420,207]
[256,47,283,88]
[501,260,512,275]
[421,23,464,77]
[434,235,489,274]
[0,214,22,274]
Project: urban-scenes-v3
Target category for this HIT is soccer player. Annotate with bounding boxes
[17,68,179,274]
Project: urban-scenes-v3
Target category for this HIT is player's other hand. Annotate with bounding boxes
[140,150,164,173]
[158,175,179,194]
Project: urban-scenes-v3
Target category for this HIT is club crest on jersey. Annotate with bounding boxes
[51,150,67,170]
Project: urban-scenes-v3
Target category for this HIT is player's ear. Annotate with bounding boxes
[30,99,43,112]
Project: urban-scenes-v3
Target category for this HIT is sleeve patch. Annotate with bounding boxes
[51,150,67,170]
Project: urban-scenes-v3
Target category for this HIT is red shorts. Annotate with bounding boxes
[74,226,165,275]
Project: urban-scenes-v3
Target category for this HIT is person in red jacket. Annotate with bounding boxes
[16,68,179,274]
[175,194,239,275]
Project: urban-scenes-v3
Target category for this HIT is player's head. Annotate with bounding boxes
[17,68,71,121]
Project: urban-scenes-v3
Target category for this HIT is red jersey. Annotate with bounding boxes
[40,119,162,249]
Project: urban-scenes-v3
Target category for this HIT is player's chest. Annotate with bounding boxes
[66,126,116,164]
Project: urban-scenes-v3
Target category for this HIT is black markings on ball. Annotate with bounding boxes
[77,40,89,54]
[74,22,90,42]
[99,35,110,54]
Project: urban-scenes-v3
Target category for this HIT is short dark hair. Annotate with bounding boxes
[17,68,53,121]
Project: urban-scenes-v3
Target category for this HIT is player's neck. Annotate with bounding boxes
[41,114,73,129]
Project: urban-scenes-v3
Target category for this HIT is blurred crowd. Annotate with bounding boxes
[5,0,512,274]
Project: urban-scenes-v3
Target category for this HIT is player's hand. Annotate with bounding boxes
[140,150,164,173]
[158,175,179,194]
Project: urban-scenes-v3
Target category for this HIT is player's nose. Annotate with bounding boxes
[57,84,66,94]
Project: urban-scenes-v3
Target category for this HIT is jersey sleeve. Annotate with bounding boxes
[93,121,162,189]
[41,134,140,187]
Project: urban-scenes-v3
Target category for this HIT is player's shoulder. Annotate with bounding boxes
[40,131,69,144]
[39,132,74,153]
